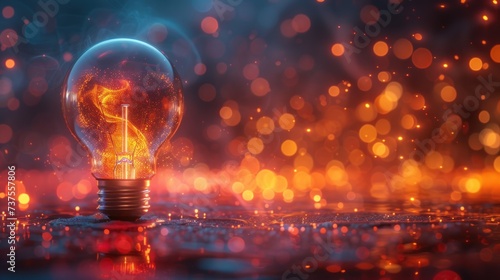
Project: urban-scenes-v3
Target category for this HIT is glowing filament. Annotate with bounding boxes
[122,104,129,153]
[115,103,135,179]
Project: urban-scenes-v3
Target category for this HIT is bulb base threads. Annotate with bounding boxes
[97,179,150,221]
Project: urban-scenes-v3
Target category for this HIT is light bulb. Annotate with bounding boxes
[62,38,183,220]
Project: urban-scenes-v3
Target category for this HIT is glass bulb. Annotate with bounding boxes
[62,38,183,220]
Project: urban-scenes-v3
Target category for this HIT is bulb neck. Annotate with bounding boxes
[97,179,150,221]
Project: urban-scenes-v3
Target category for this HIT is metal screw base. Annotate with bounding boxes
[97,179,150,221]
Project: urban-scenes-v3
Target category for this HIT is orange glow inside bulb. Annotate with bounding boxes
[63,38,183,180]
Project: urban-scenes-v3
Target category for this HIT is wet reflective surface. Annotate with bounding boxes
[2,201,500,279]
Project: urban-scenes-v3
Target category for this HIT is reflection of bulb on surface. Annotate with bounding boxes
[97,232,155,279]
[62,38,183,220]
[97,252,156,279]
